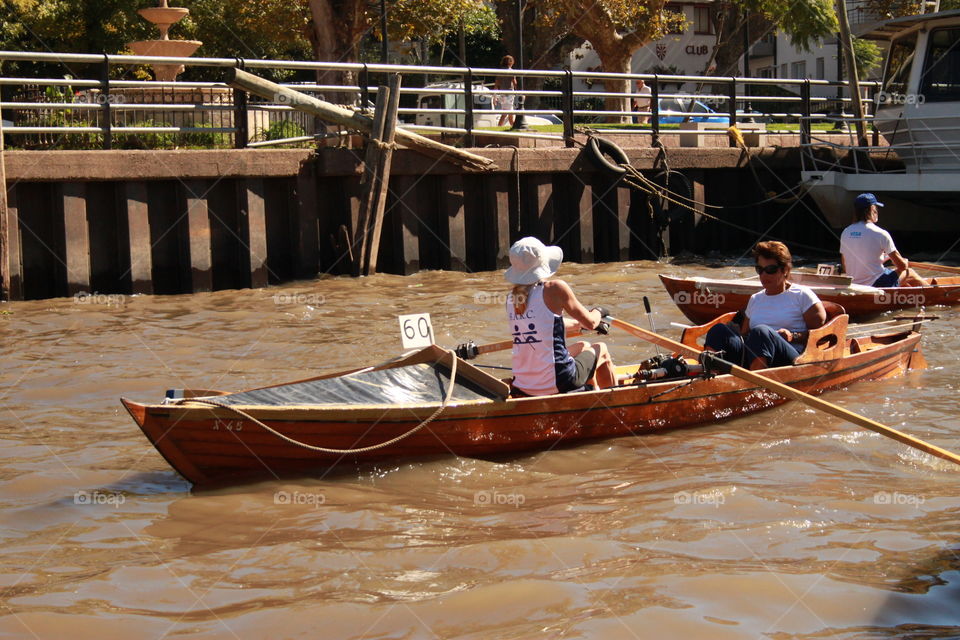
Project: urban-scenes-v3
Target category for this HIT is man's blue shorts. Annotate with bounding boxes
[872,268,900,288]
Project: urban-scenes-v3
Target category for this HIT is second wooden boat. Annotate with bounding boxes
[660,272,960,324]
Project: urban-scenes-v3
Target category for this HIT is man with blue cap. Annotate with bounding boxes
[839,193,925,287]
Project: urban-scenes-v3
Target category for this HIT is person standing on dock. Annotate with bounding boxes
[705,241,827,370]
[503,237,616,396]
[840,193,926,287]
[494,55,517,127]
[631,78,652,124]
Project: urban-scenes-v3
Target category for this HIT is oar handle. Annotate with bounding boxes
[469,327,584,357]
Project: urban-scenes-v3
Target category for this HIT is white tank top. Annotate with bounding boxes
[506,284,576,395]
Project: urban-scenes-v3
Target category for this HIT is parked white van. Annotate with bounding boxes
[414,81,554,128]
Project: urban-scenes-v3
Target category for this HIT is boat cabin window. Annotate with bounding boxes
[919,27,960,102]
[882,33,917,99]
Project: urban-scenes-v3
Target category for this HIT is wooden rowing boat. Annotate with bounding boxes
[660,272,960,324]
[122,314,926,486]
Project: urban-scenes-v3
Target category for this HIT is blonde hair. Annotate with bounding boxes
[511,284,533,314]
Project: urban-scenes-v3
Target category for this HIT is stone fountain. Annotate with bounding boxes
[109,0,238,144]
[128,0,202,81]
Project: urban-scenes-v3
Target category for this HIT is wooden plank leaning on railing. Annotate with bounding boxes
[225,68,497,173]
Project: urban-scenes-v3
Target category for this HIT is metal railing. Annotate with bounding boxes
[0,50,882,150]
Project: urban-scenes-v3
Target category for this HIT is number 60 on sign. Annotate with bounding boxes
[398,313,434,349]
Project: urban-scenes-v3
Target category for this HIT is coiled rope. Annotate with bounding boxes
[175,352,459,454]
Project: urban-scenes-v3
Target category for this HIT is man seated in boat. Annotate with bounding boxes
[840,193,926,288]
[705,241,827,370]
[503,237,616,396]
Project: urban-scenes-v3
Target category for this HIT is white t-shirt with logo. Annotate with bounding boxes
[746,283,820,333]
[840,221,897,286]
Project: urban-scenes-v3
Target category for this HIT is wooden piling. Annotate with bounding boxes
[294,164,319,279]
[242,178,269,288]
[124,181,154,295]
[529,175,555,241]
[487,174,511,269]
[575,181,595,264]
[62,183,91,296]
[0,124,7,301]
[355,84,391,276]
[392,174,420,275]
[442,174,468,271]
[2,184,21,300]
[182,180,213,292]
[364,74,403,276]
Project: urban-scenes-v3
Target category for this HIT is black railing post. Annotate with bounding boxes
[100,53,112,150]
[650,76,660,147]
[728,78,738,127]
[464,68,474,147]
[360,64,370,109]
[561,69,574,147]
[800,80,811,147]
[233,58,248,148]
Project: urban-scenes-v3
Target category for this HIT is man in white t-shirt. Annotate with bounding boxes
[631,79,652,125]
[839,193,925,287]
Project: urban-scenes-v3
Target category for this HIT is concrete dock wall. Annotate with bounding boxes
[0,145,829,300]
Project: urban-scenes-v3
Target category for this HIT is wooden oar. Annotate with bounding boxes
[456,327,583,358]
[610,317,960,467]
[912,261,960,275]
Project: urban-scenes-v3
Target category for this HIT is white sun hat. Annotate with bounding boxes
[504,237,563,285]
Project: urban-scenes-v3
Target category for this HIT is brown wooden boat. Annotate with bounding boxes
[122,311,927,486]
[660,272,960,324]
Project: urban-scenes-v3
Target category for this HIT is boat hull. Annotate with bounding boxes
[660,274,960,324]
[122,332,923,485]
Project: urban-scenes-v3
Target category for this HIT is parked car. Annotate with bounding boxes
[414,82,554,128]
[655,97,729,124]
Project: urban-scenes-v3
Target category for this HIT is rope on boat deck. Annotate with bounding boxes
[175,353,459,454]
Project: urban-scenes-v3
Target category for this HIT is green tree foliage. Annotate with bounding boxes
[520,0,686,120]
[0,0,312,80]
[388,0,498,49]
[707,0,837,81]
[861,0,923,19]
[852,36,883,78]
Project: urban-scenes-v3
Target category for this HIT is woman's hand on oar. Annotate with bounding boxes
[608,316,960,467]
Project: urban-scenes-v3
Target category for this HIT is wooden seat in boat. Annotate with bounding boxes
[679,301,848,364]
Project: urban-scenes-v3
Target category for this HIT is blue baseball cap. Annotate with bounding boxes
[854,193,884,208]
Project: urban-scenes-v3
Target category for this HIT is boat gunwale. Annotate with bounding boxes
[127,331,921,420]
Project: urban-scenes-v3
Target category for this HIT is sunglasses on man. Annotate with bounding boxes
[755,264,783,275]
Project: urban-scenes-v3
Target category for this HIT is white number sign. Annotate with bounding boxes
[398,313,434,349]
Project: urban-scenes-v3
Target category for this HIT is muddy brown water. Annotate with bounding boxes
[2,262,959,639]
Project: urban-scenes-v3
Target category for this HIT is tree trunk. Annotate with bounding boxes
[307,0,367,105]
[592,46,632,123]
[710,8,774,82]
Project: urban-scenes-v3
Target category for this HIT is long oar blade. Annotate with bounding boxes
[913,261,960,275]
[609,317,960,467]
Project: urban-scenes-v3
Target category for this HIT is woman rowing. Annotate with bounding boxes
[705,241,827,370]
[504,237,616,396]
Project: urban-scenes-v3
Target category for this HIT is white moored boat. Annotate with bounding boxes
[801,9,960,233]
